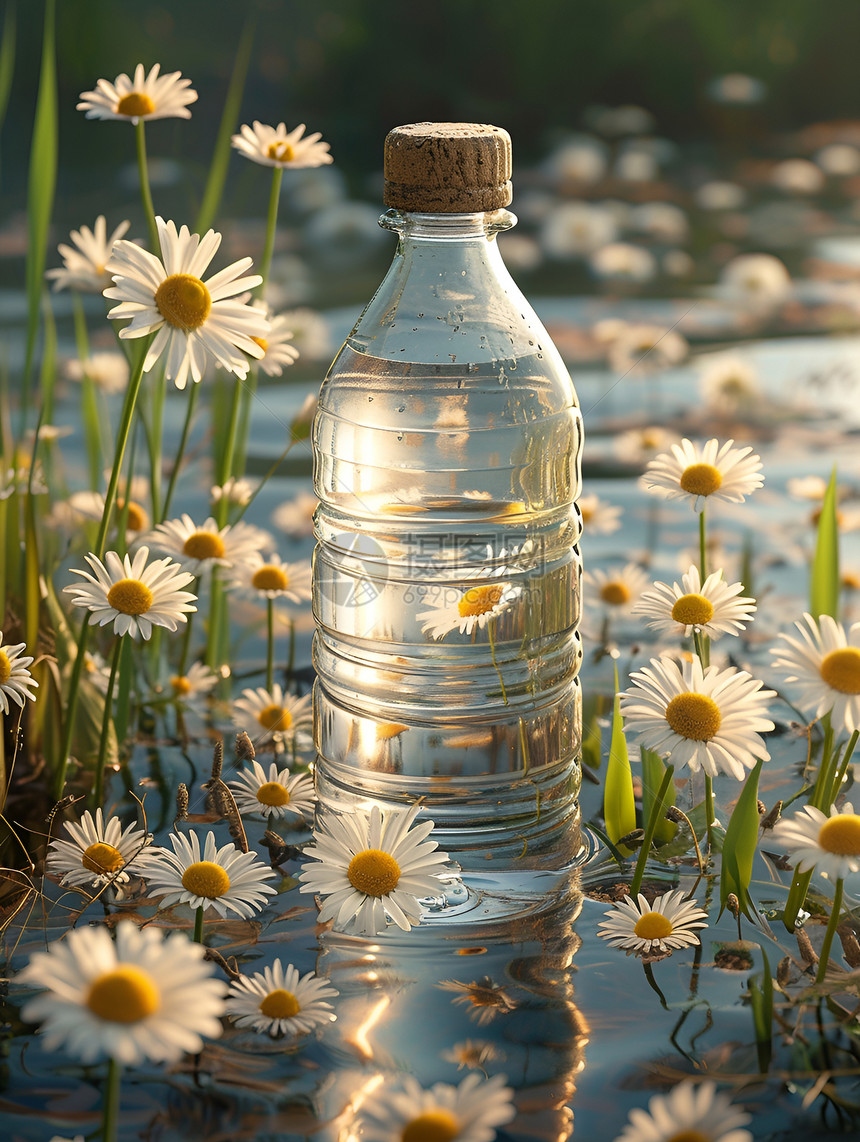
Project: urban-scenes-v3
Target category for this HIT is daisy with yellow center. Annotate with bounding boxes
[63,546,197,640]
[225,959,338,1038]
[771,613,860,736]
[68,489,151,534]
[140,512,269,575]
[597,889,709,956]
[246,312,301,376]
[229,759,315,821]
[231,121,333,170]
[45,808,160,896]
[417,577,519,640]
[611,1080,752,1142]
[620,655,775,779]
[769,801,860,883]
[46,216,130,293]
[584,562,652,611]
[298,802,451,936]
[104,217,269,390]
[578,493,623,535]
[167,661,219,705]
[640,437,764,512]
[633,564,756,639]
[18,921,226,1065]
[65,349,130,394]
[355,1073,516,1142]
[77,64,198,124]
[228,552,312,603]
[0,632,38,714]
[146,829,277,920]
[232,684,313,748]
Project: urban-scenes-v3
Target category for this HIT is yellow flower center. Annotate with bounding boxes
[251,565,289,592]
[154,273,212,331]
[401,1111,460,1142]
[820,648,860,695]
[257,704,293,733]
[115,91,155,118]
[182,530,226,561]
[259,988,300,1019]
[679,462,723,497]
[251,336,269,352]
[633,911,674,940]
[818,814,860,855]
[671,593,715,627]
[81,841,125,875]
[347,848,401,897]
[580,503,594,522]
[376,722,409,741]
[600,581,631,606]
[458,584,504,618]
[256,781,291,807]
[665,1133,710,1142]
[181,860,231,898]
[0,651,10,686]
[171,675,192,696]
[665,693,722,741]
[86,965,160,1023]
[266,141,296,163]
[106,577,154,615]
[116,498,148,531]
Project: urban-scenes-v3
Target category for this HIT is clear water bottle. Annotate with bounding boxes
[312,123,584,915]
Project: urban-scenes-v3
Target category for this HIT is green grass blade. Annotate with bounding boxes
[748,944,773,1072]
[810,467,839,620]
[720,756,764,921]
[22,0,57,424]
[604,691,637,851]
[195,15,256,234]
[0,3,17,146]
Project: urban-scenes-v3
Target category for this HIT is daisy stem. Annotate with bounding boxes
[93,639,123,808]
[256,166,283,296]
[825,729,860,808]
[147,365,166,524]
[816,877,844,984]
[72,293,104,488]
[810,715,836,811]
[698,506,707,579]
[641,961,669,1010]
[205,568,225,672]
[101,1056,122,1142]
[162,380,200,521]
[487,619,508,705]
[266,597,274,691]
[177,580,198,676]
[214,384,242,527]
[286,617,296,683]
[630,764,674,897]
[704,774,715,851]
[193,903,205,944]
[134,119,160,254]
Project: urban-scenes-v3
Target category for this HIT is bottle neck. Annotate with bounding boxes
[379,208,516,241]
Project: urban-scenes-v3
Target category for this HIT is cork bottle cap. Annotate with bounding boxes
[383,122,513,213]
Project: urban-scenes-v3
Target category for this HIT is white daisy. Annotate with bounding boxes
[578,493,623,535]
[589,242,657,283]
[718,252,791,308]
[228,552,312,603]
[356,1072,516,1142]
[167,661,220,705]
[68,489,150,533]
[298,802,451,936]
[146,829,277,919]
[612,425,683,468]
[597,889,709,956]
[620,655,775,780]
[228,759,315,821]
[633,565,756,639]
[45,216,131,293]
[232,684,313,747]
[210,476,256,508]
[140,513,269,575]
[771,613,860,735]
[18,920,226,1065]
[698,354,761,415]
[104,217,268,390]
[0,633,38,714]
[640,437,764,511]
[231,121,333,169]
[65,349,130,394]
[271,490,318,537]
[769,801,860,882]
[417,580,519,640]
[63,546,197,640]
[585,562,652,612]
[77,63,198,124]
[612,1080,752,1142]
[225,959,337,1037]
[46,808,159,894]
[605,323,688,376]
[250,312,301,376]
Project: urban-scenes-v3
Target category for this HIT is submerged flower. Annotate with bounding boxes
[771,613,860,735]
[232,684,313,746]
[46,216,130,293]
[633,564,756,639]
[438,976,517,1026]
[356,1073,516,1142]
[141,513,269,575]
[104,217,268,389]
[77,63,197,124]
[620,655,774,779]
[63,546,197,640]
[46,808,158,894]
[228,759,315,821]
[231,121,333,169]
[640,437,764,511]
[146,830,277,919]
[0,633,38,714]
[417,580,519,640]
[597,889,708,956]
[228,551,312,603]
[585,562,651,611]
[612,1080,752,1142]
[18,921,226,1065]
[769,801,860,881]
[225,959,338,1037]
[298,802,451,936]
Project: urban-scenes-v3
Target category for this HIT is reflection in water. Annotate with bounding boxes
[314,875,588,1141]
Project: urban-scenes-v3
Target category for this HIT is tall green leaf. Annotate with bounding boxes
[603,691,636,851]
[810,467,839,620]
[22,0,57,422]
[748,944,774,1073]
[640,746,677,845]
[720,757,764,921]
[0,3,17,167]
